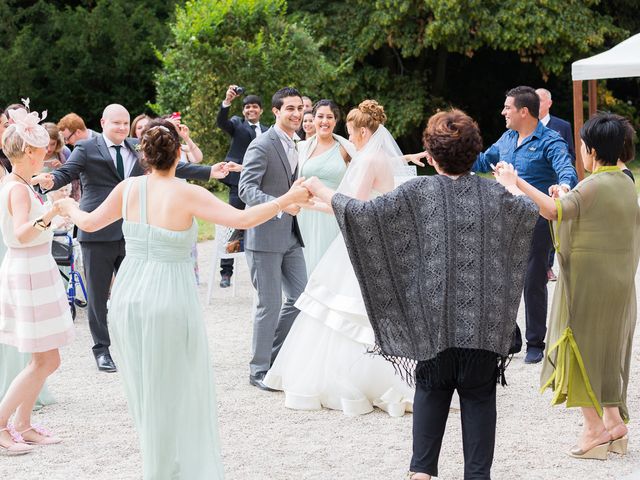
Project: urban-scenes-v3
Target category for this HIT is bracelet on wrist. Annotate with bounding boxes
[32,216,51,232]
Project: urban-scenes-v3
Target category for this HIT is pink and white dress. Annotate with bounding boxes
[0,181,74,352]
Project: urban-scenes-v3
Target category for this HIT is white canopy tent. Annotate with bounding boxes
[571,33,640,179]
[572,33,640,81]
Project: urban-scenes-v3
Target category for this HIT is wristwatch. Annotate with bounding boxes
[32,216,51,231]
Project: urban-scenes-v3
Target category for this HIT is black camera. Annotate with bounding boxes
[234,86,245,95]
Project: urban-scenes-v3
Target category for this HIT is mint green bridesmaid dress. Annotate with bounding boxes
[109,177,223,480]
[298,142,348,274]
[0,225,56,410]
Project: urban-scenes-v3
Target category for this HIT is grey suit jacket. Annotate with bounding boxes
[239,127,304,252]
[51,134,212,242]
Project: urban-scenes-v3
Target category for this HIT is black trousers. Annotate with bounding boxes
[81,240,126,357]
[220,185,245,277]
[411,350,498,479]
[522,215,553,351]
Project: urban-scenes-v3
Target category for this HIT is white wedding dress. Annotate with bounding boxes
[264,126,414,417]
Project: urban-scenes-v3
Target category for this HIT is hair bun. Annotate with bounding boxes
[358,100,386,125]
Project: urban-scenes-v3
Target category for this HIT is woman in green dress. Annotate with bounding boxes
[495,113,639,460]
[57,119,310,479]
[297,100,355,274]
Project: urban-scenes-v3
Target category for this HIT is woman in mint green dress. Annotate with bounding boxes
[58,119,310,479]
[298,100,355,274]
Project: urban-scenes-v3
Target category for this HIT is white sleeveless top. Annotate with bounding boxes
[0,180,53,248]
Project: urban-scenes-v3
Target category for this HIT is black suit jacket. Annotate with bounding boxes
[50,134,212,242]
[217,105,268,187]
[547,115,575,161]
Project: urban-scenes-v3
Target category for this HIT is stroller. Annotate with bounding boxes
[52,231,87,320]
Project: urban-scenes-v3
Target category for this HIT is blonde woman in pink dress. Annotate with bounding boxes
[0,108,74,455]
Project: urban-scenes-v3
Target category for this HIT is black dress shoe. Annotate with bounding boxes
[249,374,276,392]
[96,353,117,372]
[219,274,231,288]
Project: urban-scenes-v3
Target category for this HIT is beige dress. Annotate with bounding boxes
[541,166,640,421]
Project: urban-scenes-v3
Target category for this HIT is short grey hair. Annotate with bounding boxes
[536,88,552,100]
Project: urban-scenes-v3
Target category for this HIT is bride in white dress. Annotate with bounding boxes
[265,100,421,417]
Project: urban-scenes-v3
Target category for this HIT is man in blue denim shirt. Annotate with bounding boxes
[473,86,577,364]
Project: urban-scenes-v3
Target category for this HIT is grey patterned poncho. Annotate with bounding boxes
[331,174,538,376]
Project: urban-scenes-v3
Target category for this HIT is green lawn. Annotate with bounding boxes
[197,189,229,242]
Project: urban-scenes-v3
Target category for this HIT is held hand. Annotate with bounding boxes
[548,185,561,198]
[300,176,324,197]
[406,151,428,167]
[225,161,243,173]
[54,197,78,216]
[210,162,230,179]
[225,85,239,104]
[285,178,312,205]
[32,173,54,191]
[493,162,518,187]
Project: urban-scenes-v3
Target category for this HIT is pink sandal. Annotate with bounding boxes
[0,426,34,455]
[18,424,62,446]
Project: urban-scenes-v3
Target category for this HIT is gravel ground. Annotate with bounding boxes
[3,240,640,480]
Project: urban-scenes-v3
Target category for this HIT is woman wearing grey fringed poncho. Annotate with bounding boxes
[303,110,538,480]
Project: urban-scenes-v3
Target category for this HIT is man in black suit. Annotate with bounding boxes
[217,85,268,287]
[536,88,575,282]
[536,88,575,160]
[36,104,229,372]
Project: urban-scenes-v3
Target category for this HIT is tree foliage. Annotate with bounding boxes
[155,0,335,167]
[288,0,628,149]
[0,0,179,126]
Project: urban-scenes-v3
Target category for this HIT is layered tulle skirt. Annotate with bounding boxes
[265,235,413,417]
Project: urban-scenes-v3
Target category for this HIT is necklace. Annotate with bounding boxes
[12,172,44,205]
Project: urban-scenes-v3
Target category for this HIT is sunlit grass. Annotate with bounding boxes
[197,189,229,242]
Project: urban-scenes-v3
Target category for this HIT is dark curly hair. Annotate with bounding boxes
[422,109,483,175]
[139,119,181,171]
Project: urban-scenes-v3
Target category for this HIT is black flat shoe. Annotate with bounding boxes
[96,353,117,373]
[219,274,231,288]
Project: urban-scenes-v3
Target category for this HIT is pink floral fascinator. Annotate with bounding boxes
[7,98,49,150]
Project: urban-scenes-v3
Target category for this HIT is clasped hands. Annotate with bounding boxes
[492,161,568,198]
[282,177,327,216]
[211,161,242,179]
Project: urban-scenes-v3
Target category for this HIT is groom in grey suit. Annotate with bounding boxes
[239,87,307,390]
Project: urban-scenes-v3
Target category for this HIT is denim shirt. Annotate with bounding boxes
[473,121,577,193]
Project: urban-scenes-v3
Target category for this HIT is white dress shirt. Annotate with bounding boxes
[273,125,299,173]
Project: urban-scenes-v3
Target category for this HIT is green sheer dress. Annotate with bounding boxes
[541,166,640,421]
[109,177,223,479]
[298,142,347,275]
